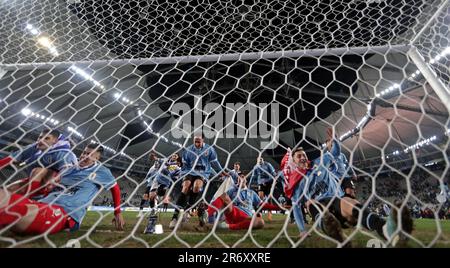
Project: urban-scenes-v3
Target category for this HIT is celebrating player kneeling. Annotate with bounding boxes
[1,129,77,199]
[0,144,125,235]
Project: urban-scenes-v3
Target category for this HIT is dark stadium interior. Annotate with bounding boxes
[68,0,422,58]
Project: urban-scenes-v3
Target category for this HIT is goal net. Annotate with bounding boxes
[0,0,449,248]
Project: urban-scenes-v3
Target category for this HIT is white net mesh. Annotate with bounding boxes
[0,0,449,248]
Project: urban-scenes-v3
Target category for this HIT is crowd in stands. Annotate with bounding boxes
[356,169,449,219]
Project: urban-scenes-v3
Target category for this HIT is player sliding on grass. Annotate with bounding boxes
[0,144,125,235]
[203,174,282,230]
[169,134,227,229]
[287,129,413,247]
[1,128,77,199]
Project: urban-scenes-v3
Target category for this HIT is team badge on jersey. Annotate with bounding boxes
[88,172,97,181]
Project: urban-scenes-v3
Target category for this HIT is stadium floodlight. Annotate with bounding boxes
[37,36,52,48]
[36,36,59,56]
[67,126,84,138]
[443,47,450,56]
[22,108,60,125]
[25,23,39,35]
[21,108,32,116]
[70,66,105,90]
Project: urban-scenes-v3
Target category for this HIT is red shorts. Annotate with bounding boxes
[224,205,251,224]
[17,172,60,198]
[0,193,76,235]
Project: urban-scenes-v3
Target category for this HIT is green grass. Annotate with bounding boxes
[1,211,449,248]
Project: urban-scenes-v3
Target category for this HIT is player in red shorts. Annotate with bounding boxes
[0,144,125,235]
[203,174,281,230]
[1,129,77,198]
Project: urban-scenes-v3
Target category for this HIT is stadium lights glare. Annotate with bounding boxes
[21,108,32,116]
[37,36,51,48]
[443,47,450,55]
[113,92,133,104]
[25,24,59,56]
[403,135,437,153]
[21,108,59,125]
[36,36,59,56]
[67,126,84,138]
[70,66,105,90]
[25,24,39,36]
[121,97,133,104]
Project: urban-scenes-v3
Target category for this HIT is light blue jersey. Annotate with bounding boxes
[181,143,223,179]
[227,186,262,217]
[249,161,276,185]
[156,159,180,187]
[335,153,355,179]
[31,149,78,173]
[11,143,39,163]
[145,159,164,186]
[39,163,116,225]
[11,136,77,174]
[300,139,344,201]
[229,169,242,184]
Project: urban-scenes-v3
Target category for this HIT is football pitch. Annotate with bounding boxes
[1,211,449,248]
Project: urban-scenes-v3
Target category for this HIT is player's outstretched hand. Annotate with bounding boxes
[112,214,125,231]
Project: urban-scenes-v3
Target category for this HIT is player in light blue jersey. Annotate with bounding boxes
[5,129,78,198]
[300,130,413,246]
[228,162,242,185]
[138,152,164,217]
[325,138,357,199]
[249,157,277,221]
[204,174,281,230]
[169,134,227,229]
[145,153,180,215]
[0,144,125,235]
